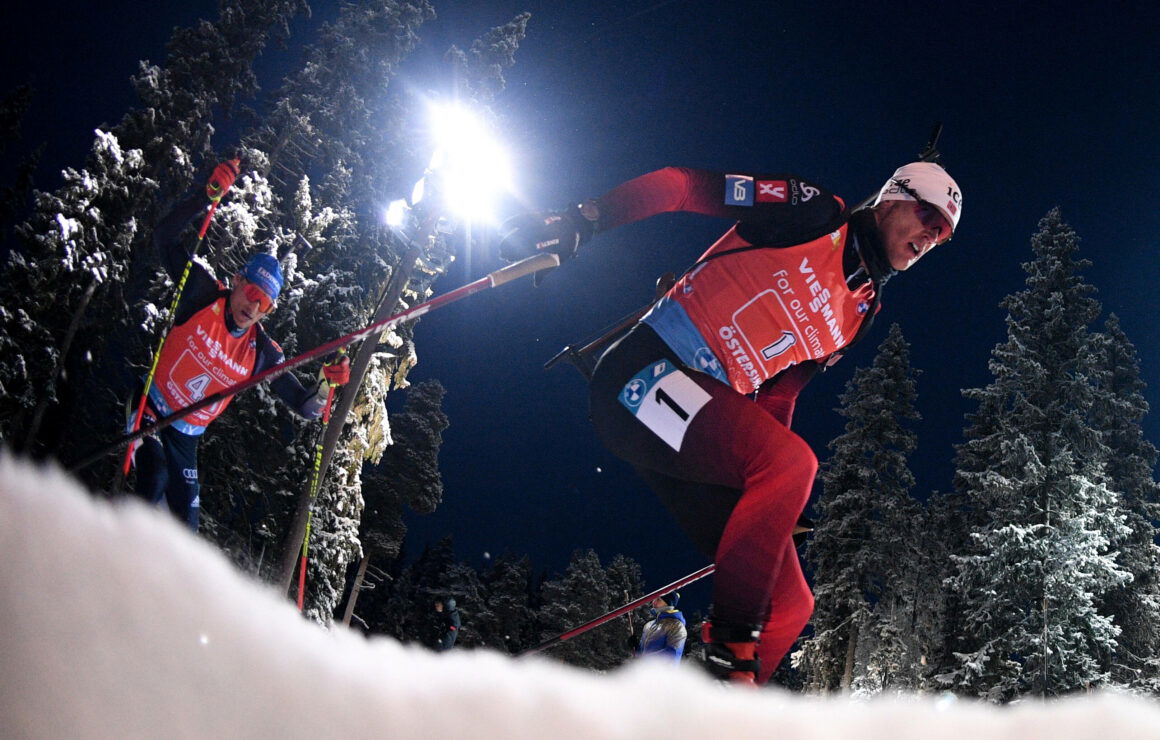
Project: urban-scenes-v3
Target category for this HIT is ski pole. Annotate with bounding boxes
[69,251,562,473]
[296,353,342,612]
[518,564,716,657]
[116,159,239,485]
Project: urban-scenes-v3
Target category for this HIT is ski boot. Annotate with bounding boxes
[698,620,761,686]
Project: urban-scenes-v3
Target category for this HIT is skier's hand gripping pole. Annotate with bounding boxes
[72,251,562,474]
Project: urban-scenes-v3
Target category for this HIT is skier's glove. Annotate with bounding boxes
[497,201,599,264]
[320,352,351,387]
[206,159,241,203]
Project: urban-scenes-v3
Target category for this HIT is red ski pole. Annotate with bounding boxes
[69,251,561,474]
[518,564,716,657]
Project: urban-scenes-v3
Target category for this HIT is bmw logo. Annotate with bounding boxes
[622,379,647,407]
[694,347,720,374]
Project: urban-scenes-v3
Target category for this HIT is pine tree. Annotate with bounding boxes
[224,6,530,621]
[797,323,923,694]
[1091,314,1160,691]
[474,554,537,653]
[913,489,968,692]
[0,0,306,463]
[536,549,639,671]
[336,379,448,625]
[401,535,458,647]
[940,209,1130,701]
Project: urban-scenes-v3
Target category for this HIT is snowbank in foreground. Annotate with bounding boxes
[2,457,1158,739]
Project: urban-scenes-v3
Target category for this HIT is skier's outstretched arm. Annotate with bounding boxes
[594,166,841,234]
[498,167,844,263]
[259,334,350,419]
[154,195,214,280]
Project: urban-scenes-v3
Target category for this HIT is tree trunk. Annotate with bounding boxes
[341,553,371,627]
[841,621,859,692]
[274,245,420,594]
[24,278,98,452]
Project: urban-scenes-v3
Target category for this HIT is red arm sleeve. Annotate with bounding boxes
[595,167,845,241]
[596,167,745,230]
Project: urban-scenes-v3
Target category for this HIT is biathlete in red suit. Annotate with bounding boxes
[499,162,962,685]
[130,162,350,532]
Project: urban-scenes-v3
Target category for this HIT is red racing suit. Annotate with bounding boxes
[588,167,891,683]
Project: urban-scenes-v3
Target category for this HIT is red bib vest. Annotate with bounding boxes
[154,295,257,429]
[667,223,874,393]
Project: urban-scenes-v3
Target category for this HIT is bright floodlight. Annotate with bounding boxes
[385,198,409,228]
[428,103,512,223]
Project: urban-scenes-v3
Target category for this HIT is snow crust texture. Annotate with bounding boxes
[2,456,1160,739]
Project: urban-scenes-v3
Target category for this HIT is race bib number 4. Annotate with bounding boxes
[619,360,712,452]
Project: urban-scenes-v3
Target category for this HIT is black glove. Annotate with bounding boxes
[497,202,598,263]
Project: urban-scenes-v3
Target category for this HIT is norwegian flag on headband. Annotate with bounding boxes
[946,200,958,215]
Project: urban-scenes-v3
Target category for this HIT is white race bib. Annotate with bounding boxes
[618,360,712,452]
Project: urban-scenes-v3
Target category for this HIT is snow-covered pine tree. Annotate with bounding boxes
[188,1,439,620]
[536,549,636,671]
[1090,314,1160,692]
[336,379,449,625]
[912,488,968,692]
[796,323,923,694]
[940,209,1130,702]
[476,554,537,654]
[0,0,305,470]
[604,554,645,662]
[204,5,531,623]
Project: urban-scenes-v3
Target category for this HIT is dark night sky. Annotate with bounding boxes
[5,2,1159,613]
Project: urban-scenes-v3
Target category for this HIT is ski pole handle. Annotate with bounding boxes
[488,252,561,287]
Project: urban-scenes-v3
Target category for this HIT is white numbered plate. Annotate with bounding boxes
[619,360,712,452]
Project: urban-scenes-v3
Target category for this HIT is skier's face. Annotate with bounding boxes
[875,200,952,271]
[230,275,275,329]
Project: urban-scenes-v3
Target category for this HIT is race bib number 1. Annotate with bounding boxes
[619,360,712,452]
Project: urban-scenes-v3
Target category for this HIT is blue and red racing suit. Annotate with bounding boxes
[588,167,893,683]
[132,195,327,530]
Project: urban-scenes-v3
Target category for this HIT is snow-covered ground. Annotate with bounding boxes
[2,456,1159,739]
